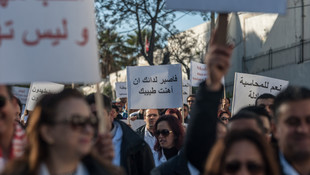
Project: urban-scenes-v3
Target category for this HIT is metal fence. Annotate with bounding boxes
[243,40,310,74]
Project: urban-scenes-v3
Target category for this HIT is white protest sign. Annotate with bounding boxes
[166,0,287,14]
[26,82,65,111]
[127,64,182,109]
[232,73,289,115]
[12,87,30,105]
[182,80,191,104]
[115,82,127,98]
[190,61,207,87]
[0,0,100,84]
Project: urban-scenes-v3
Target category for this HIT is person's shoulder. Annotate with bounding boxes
[83,155,125,175]
[136,124,146,132]
[151,154,184,175]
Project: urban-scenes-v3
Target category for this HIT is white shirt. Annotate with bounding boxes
[279,151,300,175]
[111,121,123,166]
[153,149,167,167]
[144,128,156,152]
[187,161,200,175]
[39,163,89,175]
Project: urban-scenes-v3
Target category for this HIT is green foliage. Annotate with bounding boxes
[103,83,113,99]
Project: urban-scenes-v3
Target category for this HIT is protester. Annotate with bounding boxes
[13,96,22,123]
[184,28,234,173]
[204,130,279,175]
[217,110,231,125]
[2,89,122,175]
[228,111,266,135]
[165,108,182,122]
[239,106,272,141]
[273,86,310,175]
[178,104,190,123]
[0,85,26,172]
[129,109,144,121]
[186,95,196,110]
[111,104,122,120]
[86,93,155,175]
[255,93,275,117]
[136,109,160,157]
[153,115,185,167]
[218,98,230,112]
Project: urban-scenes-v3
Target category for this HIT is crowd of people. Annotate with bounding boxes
[0,27,310,175]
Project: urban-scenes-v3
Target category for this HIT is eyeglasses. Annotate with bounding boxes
[224,161,265,174]
[54,114,98,129]
[0,95,6,108]
[187,100,195,103]
[155,129,173,137]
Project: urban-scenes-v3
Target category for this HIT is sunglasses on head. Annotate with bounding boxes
[224,161,265,174]
[0,95,6,108]
[55,114,98,129]
[155,129,172,137]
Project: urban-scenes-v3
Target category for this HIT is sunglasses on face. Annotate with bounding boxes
[0,95,6,108]
[220,117,229,121]
[187,100,194,103]
[224,161,265,174]
[155,129,173,137]
[54,114,98,129]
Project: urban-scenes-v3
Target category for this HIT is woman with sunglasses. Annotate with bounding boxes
[153,115,185,167]
[217,110,231,125]
[2,89,122,175]
[204,129,279,175]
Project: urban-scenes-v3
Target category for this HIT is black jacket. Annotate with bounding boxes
[115,120,155,175]
[135,124,146,139]
[184,82,222,172]
[150,150,190,175]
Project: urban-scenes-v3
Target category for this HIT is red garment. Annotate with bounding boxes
[0,123,27,171]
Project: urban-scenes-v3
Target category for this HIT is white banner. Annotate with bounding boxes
[190,61,207,87]
[182,80,191,104]
[12,87,30,105]
[127,64,183,109]
[115,82,127,98]
[232,73,289,115]
[166,0,287,14]
[0,0,100,84]
[26,82,65,111]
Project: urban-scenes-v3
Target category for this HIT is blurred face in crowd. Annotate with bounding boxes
[256,98,274,117]
[179,106,189,119]
[220,113,230,125]
[45,98,96,158]
[156,121,175,149]
[223,140,265,175]
[0,86,17,135]
[145,109,159,132]
[274,100,310,162]
[228,119,263,134]
[187,96,195,109]
[110,108,118,119]
[259,116,271,140]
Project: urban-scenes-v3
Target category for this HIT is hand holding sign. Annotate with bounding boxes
[205,21,234,91]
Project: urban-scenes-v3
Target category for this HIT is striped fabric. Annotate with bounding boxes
[0,123,27,172]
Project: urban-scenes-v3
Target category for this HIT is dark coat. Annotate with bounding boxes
[115,120,155,175]
[135,124,146,139]
[184,82,222,172]
[150,150,190,175]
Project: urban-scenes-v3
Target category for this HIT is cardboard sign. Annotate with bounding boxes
[12,86,30,105]
[0,0,100,84]
[115,82,127,98]
[166,0,287,14]
[190,61,207,87]
[26,82,65,111]
[182,80,191,104]
[232,73,289,115]
[127,64,183,109]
